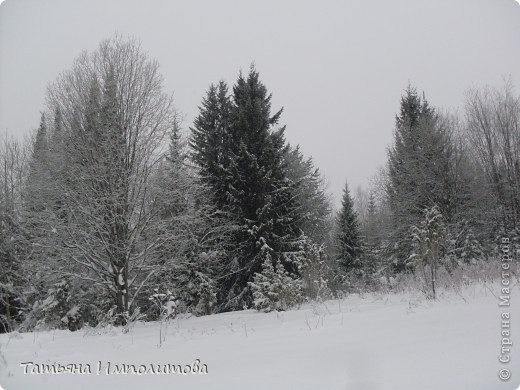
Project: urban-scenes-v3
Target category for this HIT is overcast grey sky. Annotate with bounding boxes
[1,0,519,206]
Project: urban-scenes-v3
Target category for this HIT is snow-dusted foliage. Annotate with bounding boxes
[446,220,485,265]
[0,134,30,333]
[285,145,333,246]
[36,37,178,324]
[148,289,178,320]
[24,280,85,331]
[147,256,219,318]
[19,276,113,332]
[142,128,232,317]
[387,87,460,271]
[3,35,518,334]
[465,82,520,231]
[190,67,320,310]
[335,181,362,274]
[249,251,302,312]
[294,241,333,301]
[409,206,446,299]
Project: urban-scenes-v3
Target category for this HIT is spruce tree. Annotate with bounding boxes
[146,127,230,316]
[365,192,378,247]
[285,145,332,246]
[190,67,302,308]
[248,250,302,312]
[49,107,68,219]
[387,85,456,271]
[190,81,233,209]
[410,206,446,299]
[31,114,49,171]
[336,181,362,274]
[24,114,57,263]
[26,114,50,213]
[360,191,381,280]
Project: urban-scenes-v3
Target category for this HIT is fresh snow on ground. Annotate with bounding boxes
[0,282,518,390]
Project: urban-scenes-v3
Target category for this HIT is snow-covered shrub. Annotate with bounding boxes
[296,241,333,301]
[249,251,302,312]
[409,206,446,299]
[82,303,140,336]
[190,270,218,316]
[95,305,123,329]
[121,307,145,334]
[62,305,83,331]
[21,279,107,331]
[39,280,70,329]
[31,280,84,331]
[446,220,485,265]
[143,256,219,318]
[173,257,219,316]
[148,289,178,320]
[0,282,23,333]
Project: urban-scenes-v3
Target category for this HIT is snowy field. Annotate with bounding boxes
[0,282,518,390]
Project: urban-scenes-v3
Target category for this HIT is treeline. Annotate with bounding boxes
[0,37,334,332]
[0,37,518,332]
[352,83,520,297]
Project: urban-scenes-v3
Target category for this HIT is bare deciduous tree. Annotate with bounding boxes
[465,81,520,230]
[0,133,30,332]
[44,36,176,322]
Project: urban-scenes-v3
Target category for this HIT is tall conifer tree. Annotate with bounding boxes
[191,67,302,308]
[387,85,456,270]
[336,181,361,273]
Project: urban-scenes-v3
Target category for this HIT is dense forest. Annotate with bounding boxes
[1,36,519,332]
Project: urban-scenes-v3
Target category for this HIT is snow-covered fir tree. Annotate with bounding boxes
[294,240,333,301]
[145,124,234,316]
[248,249,302,312]
[387,86,458,271]
[409,206,446,299]
[191,67,304,309]
[336,181,362,275]
[190,81,233,210]
[285,145,333,247]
